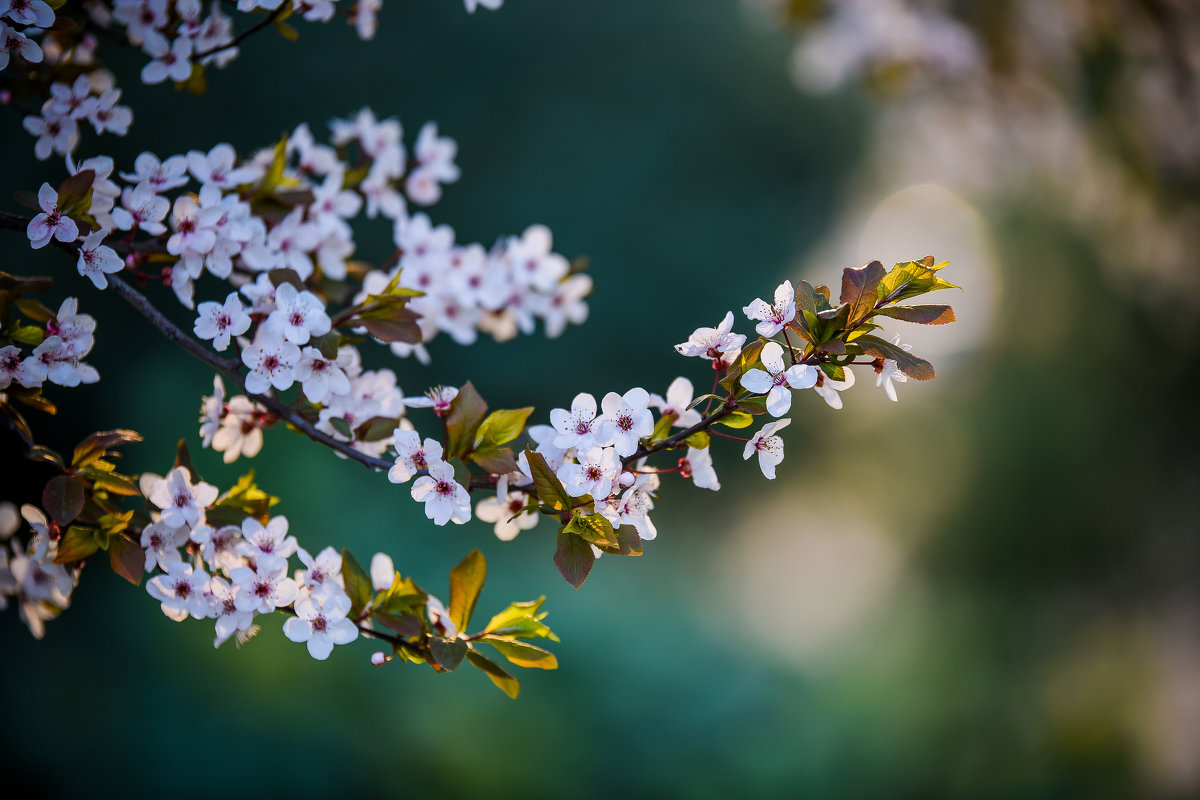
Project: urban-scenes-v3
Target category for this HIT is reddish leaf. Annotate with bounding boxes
[42,475,84,526]
[554,529,595,589]
[108,534,143,586]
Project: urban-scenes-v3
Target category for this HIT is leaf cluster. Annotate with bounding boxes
[340,548,558,698]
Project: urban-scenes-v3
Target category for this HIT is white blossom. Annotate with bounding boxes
[75,231,124,289]
[739,341,817,416]
[411,460,471,526]
[812,366,855,410]
[146,466,218,528]
[209,575,254,647]
[743,418,791,480]
[550,392,610,452]
[742,280,796,338]
[283,593,358,660]
[147,562,212,621]
[474,476,538,542]
[681,446,720,491]
[388,431,443,484]
[139,520,186,573]
[194,292,250,351]
[26,183,78,249]
[675,310,746,366]
[231,560,297,615]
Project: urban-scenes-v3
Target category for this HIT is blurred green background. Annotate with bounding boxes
[2,1,1198,798]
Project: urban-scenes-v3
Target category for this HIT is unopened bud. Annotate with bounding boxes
[370,651,386,666]
[619,471,635,487]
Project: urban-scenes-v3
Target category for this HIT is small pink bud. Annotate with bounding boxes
[370,651,386,666]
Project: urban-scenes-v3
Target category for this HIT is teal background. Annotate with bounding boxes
[1,2,1197,798]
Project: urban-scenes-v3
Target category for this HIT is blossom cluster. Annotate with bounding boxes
[0,503,79,639]
[10,1,507,162]
[137,465,360,658]
[0,297,100,390]
[386,276,914,550]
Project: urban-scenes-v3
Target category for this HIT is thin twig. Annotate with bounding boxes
[195,2,291,61]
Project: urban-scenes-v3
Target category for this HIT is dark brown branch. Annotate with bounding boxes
[195,2,291,61]
[106,274,396,472]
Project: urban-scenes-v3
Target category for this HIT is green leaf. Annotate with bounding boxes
[376,572,425,616]
[108,534,143,586]
[469,447,519,476]
[97,510,134,536]
[57,169,95,217]
[818,362,846,381]
[719,338,766,394]
[428,636,468,672]
[600,525,643,557]
[10,324,43,346]
[267,268,305,291]
[857,334,937,381]
[876,260,959,305]
[649,412,675,443]
[173,439,194,475]
[448,549,486,633]
[213,471,277,519]
[25,445,63,469]
[683,430,710,449]
[14,298,55,323]
[329,417,353,439]
[309,331,340,360]
[483,637,558,670]
[354,416,400,443]
[474,407,533,451]
[258,135,289,195]
[54,525,100,563]
[524,448,571,512]
[839,260,886,323]
[484,597,557,640]
[274,17,299,41]
[554,528,596,589]
[42,475,84,526]
[352,305,422,344]
[72,429,142,468]
[340,549,373,616]
[736,395,769,415]
[716,411,753,429]
[445,381,488,459]
[872,305,956,325]
[795,280,833,315]
[371,612,423,637]
[563,511,618,548]
[466,650,520,699]
[91,472,140,497]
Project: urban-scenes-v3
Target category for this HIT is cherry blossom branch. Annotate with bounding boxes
[106,277,499,492]
[622,401,736,468]
[194,2,291,61]
[105,274,397,473]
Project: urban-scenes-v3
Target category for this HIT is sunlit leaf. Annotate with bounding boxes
[448,549,486,633]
